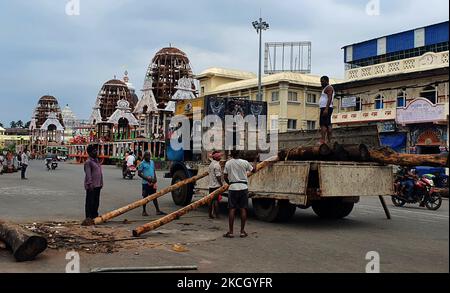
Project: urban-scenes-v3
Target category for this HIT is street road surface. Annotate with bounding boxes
[0,161,448,273]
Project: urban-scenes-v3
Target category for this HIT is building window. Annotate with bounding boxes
[306,93,317,104]
[201,87,205,96]
[420,86,437,104]
[287,119,297,130]
[271,91,280,102]
[354,97,362,111]
[374,95,384,110]
[397,90,407,108]
[307,121,316,130]
[288,91,298,102]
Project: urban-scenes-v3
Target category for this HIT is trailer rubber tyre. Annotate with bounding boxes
[276,201,297,222]
[171,170,193,206]
[312,199,354,219]
[253,199,296,222]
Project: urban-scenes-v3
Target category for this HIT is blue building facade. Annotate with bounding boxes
[344,21,449,68]
[336,21,449,161]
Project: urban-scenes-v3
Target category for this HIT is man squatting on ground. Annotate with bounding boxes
[223,150,257,238]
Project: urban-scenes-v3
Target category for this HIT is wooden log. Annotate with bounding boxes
[0,221,47,262]
[369,147,448,167]
[346,144,370,162]
[94,172,209,225]
[332,143,349,161]
[132,156,279,237]
[278,144,332,161]
[333,143,370,162]
[235,150,269,162]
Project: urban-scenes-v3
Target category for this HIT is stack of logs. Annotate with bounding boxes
[277,143,448,168]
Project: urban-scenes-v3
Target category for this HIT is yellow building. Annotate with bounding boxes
[0,127,31,150]
[196,67,341,133]
[0,126,5,148]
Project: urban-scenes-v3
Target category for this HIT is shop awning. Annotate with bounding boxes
[380,133,407,153]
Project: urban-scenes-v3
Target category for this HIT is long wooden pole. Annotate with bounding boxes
[93,172,209,225]
[369,147,448,167]
[132,156,279,237]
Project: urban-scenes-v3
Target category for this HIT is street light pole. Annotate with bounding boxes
[253,18,269,102]
[258,22,263,101]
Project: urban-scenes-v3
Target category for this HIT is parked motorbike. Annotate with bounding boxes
[392,174,442,211]
[122,165,136,180]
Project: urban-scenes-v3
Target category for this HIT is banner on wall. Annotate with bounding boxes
[377,121,396,133]
[397,98,446,125]
[341,96,357,108]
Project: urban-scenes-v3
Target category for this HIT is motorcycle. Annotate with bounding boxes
[392,174,442,211]
[46,159,58,171]
[122,164,136,180]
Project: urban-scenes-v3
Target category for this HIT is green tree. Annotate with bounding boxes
[0,121,3,127]
[24,121,31,129]
[10,121,16,128]
[16,120,24,128]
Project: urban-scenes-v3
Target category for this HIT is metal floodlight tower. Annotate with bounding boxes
[253,18,269,101]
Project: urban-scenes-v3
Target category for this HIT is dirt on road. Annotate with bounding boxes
[18,220,219,255]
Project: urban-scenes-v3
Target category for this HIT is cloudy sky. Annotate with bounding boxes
[0,0,448,124]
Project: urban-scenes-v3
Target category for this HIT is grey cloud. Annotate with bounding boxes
[0,0,448,123]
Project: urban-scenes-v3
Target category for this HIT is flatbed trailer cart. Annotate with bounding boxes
[192,160,393,222]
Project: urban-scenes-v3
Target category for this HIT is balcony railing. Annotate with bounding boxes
[332,109,396,125]
[333,101,449,125]
[345,51,449,81]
